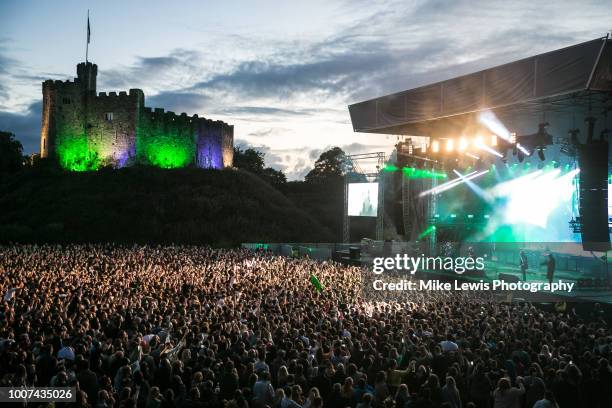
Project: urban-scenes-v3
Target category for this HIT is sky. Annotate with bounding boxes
[0,0,610,179]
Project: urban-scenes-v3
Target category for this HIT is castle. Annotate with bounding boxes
[40,61,233,171]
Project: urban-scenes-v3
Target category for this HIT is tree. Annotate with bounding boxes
[305,147,347,184]
[263,167,287,186]
[233,146,287,187]
[233,147,266,174]
[0,131,24,174]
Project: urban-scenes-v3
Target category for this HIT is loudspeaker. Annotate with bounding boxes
[578,142,610,252]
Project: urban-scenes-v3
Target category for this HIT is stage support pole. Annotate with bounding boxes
[376,171,384,241]
[429,173,438,255]
[343,175,350,243]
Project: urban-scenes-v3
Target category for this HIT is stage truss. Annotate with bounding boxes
[342,152,386,243]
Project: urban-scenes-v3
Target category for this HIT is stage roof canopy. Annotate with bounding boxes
[349,37,612,136]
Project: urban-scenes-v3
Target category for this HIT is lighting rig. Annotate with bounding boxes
[394,122,555,171]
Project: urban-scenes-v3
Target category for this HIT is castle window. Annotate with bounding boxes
[62,97,71,104]
[104,112,114,122]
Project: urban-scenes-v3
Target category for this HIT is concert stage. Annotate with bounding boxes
[345,36,611,254]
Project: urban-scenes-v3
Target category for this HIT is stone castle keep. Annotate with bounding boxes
[40,61,233,171]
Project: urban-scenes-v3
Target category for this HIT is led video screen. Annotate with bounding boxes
[348,182,378,217]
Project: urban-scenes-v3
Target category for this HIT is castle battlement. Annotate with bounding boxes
[40,60,233,170]
[43,79,78,89]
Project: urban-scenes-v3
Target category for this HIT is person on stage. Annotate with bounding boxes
[519,251,528,281]
[542,253,556,284]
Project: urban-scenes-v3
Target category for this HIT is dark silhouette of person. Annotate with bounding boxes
[541,253,555,284]
[519,251,528,281]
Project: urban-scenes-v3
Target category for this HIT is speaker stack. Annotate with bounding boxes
[578,140,610,252]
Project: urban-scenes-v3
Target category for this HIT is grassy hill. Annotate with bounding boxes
[0,166,334,245]
[284,180,344,242]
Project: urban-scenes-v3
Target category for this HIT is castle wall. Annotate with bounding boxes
[137,108,198,168]
[221,123,234,168]
[87,89,143,167]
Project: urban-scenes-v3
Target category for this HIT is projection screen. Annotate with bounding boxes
[348,182,378,217]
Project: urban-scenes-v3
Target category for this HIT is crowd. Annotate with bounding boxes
[1,244,611,408]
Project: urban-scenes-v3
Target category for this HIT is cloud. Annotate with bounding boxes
[215,106,315,117]
[146,91,210,114]
[245,127,292,138]
[235,138,319,179]
[100,49,205,91]
[187,40,421,101]
[0,44,17,75]
[0,101,42,154]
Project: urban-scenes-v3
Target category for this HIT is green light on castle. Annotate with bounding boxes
[56,134,100,171]
[142,140,194,169]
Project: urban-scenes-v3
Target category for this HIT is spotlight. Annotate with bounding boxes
[446,139,454,152]
[432,140,439,153]
[510,132,516,144]
[516,143,530,156]
[459,138,468,151]
[479,145,503,158]
[537,148,545,161]
[491,134,498,146]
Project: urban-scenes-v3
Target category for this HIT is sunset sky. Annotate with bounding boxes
[1,0,610,179]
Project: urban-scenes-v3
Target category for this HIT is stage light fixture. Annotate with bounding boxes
[474,136,484,147]
[446,139,454,152]
[491,134,498,146]
[537,148,545,161]
[459,138,468,151]
[432,140,439,153]
[510,132,517,144]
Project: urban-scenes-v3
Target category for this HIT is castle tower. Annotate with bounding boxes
[40,62,97,158]
[40,80,57,158]
[77,61,97,94]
